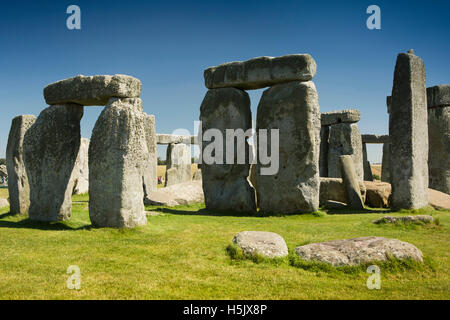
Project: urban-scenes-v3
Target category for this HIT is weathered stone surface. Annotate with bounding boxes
[0,198,9,208]
[327,123,364,181]
[44,74,141,106]
[389,52,429,209]
[204,54,317,90]
[71,138,89,195]
[428,106,449,194]
[427,85,450,108]
[364,181,391,208]
[23,105,83,221]
[256,81,320,214]
[165,143,191,187]
[339,155,364,209]
[233,231,288,258]
[361,134,390,144]
[193,168,202,181]
[200,88,256,212]
[142,114,157,198]
[362,143,374,181]
[144,180,204,207]
[6,115,36,214]
[156,134,196,145]
[321,109,360,126]
[381,142,391,183]
[294,236,423,266]
[386,96,392,114]
[89,98,147,228]
[319,177,366,206]
[373,215,433,224]
[319,126,329,177]
[324,200,347,209]
[429,188,450,210]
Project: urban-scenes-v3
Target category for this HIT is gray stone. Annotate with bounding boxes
[200,88,256,212]
[386,96,392,114]
[6,115,36,214]
[327,123,364,181]
[294,236,423,266]
[89,98,147,228]
[319,177,366,206]
[204,54,317,90]
[427,85,450,108]
[44,74,141,106]
[71,138,89,195]
[233,231,288,258]
[256,81,320,214]
[165,143,192,187]
[428,106,449,194]
[339,155,365,209]
[429,188,450,210]
[319,126,329,177]
[373,215,433,225]
[324,200,347,209]
[362,143,374,181]
[381,143,391,183]
[361,134,389,144]
[144,180,204,207]
[142,114,157,198]
[321,109,360,126]
[156,134,196,145]
[389,52,429,209]
[0,198,8,208]
[364,181,391,208]
[23,105,83,221]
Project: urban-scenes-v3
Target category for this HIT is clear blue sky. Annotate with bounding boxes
[1,0,449,162]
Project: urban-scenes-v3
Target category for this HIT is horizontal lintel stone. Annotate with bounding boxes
[321,109,361,126]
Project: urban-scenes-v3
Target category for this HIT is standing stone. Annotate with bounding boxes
[428,105,449,194]
[319,126,329,177]
[362,143,373,181]
[200,88,256,212]
[165,143,192,187]
[71,138,89,195]
[389,52,429,209]
[142,114,157,198]
[89,98,147,228]
[23,105,83,221]
[6,115,36,214]
[339,155,365,209]
[256,81,320,214]
[381,142,390,183]
[327,123,364,181]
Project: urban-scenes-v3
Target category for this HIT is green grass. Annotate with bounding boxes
[0,191,449,299]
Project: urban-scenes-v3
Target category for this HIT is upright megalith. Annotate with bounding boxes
[339,155,365,209]
[23,104,83,221]
[319,126,329,177]
[6,115,36,214]
[256,81,321,213]
[165,143,192,187]
[381,142,391,183]
[89,98,148,228]
[427,85,450,194]
[362,143,373,181]
[200,88,256,212]
[361,134,390,181]
[142,114,157,198]
[389,51,429,209]
[71,137,89,195]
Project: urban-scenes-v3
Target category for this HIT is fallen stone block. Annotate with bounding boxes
[144,180,204,207]
[233,231,288,258]
[373,215,433,225]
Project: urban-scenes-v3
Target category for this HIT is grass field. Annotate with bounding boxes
[0,189,449,300]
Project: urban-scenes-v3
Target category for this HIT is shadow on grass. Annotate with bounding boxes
[0,212,91,231]
[324,207,390,215]
[151,206,260,217]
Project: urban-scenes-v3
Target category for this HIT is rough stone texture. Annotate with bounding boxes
[319,177,366,206]
[428,188,450,210]
[200,88,256,212]
[294,236,423,266]
[427,85,450,108]
[389,52,429,209]
[89,98,147,228]
[327,123,364,181]
[164,143,192,187]
[361,134,390,144]
[256,81,320,214]
[339,155,365,209]
[44,74,141,106]
[428,106,449,194]
[387,96,392,114]
[23,105,83,221]
[381,142,391,183]
[142,114,157,198]
[6,115,36,214]
[71,138,89,195]
[319,126,329,177]
[156,134,196,145]
[233,231,288,258]
[204,54,317,90]
[321,109,361,126]
[193,168,202,181]
[362,143,374,181]
[373,215,433,225]
[144,180,204,207]
[364,181,391,208]
[324,200,347,209]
